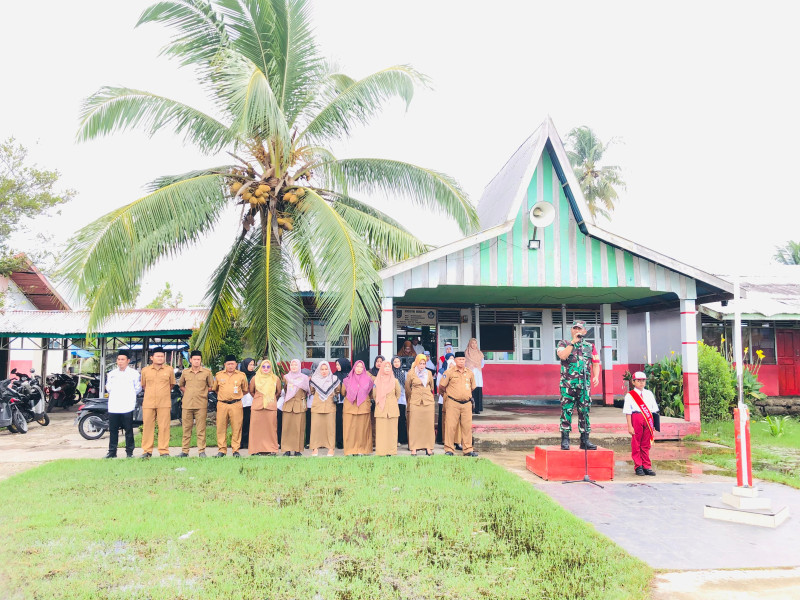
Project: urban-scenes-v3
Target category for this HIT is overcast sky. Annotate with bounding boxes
[2,0,799,308]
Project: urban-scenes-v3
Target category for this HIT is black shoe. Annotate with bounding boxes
[215,452,226,458]
[198,452,206,458]
[103,453,116,459]
[233,452,241,458]
[560,431,570,451]
[126,454,134,459]
[643,468,656,476]
[293,452,302,457]
[455,444,463,451]
[141,453,152,459]
[635,466,645,476]
[283,451,292,456]
[579,433,597,451]
[445,451,454,456]
[464,451,479,457]
[178,452,189,458]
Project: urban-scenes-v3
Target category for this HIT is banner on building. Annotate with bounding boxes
[395,308,437,327]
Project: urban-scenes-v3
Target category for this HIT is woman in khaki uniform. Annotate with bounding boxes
[248,359,282,455]
[406,354,436,456]
[373,361,402,456]
[309,361,339,456]
[281,359,309,456]
[341,360,374,455]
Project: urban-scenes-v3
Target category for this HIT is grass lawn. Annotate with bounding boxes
[0,458,650,600]
[686,417,800,489]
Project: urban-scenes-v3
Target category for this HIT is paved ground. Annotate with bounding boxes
[3,407,800,598]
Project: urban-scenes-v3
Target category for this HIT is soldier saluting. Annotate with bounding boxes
[556,320,601,451]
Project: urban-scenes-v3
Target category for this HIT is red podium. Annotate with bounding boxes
[526,445,615,481]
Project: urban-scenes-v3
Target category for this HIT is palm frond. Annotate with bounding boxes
[59,174,227,331]
[322,191,428,265]
[292,189,381,347]
[137,0,229,66]
[315,158,478,234]
[77,87,235,154]
[241,213,305,363]
[145,165,236,191]
[195,231,251,357]
[210,50,291,156]
[215,0,321,124]
[297,65,428,144]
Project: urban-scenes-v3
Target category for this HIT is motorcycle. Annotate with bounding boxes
[46,373,81,412]
[75,384,192,441]
[9,368,49,428]
[0,379,28,434]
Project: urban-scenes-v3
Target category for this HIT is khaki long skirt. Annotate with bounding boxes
[249,408,279,453]
[281,411,306,453]
[375,417,398,455]
[310,412,336,450]
[343,413,372,455]
[408,403,435,451]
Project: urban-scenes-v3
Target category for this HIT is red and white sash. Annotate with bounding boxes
[629,389,655,439]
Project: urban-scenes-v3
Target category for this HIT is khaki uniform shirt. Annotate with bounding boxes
[178,367,214,410]
[405,370,435,407]
[373,381,402,419]
[214,369,249,402]
[439,367,476,401]
[141,364,176,409]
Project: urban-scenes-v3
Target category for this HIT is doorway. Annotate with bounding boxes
[777,329,800,396]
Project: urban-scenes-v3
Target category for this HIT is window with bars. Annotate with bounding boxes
[304,320,351,361]
[438,324,461,357]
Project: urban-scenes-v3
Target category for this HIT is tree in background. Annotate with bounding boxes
[774,240,800,265]
[0,138,74,273]
[144,282,184,309]
[565,126,625,222]
[60,0,477,368]
[189,325,244,373]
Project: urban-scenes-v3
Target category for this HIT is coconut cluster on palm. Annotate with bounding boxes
[61,0,478,365]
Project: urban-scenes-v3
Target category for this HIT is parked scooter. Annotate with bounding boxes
[9,368,49,428]
[0,378,28,433]
[46,373,81,411]
[75,385,192,441]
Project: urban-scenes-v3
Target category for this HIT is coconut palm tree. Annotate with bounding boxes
[774,241,800,265]
[60,0,478,364]
[565,126,625,222]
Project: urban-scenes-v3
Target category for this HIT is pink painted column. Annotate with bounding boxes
[601,303,614,405]
[680,298,701,422]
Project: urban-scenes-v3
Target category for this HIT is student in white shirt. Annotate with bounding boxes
[623,371,659,476]
[104,350,142,458]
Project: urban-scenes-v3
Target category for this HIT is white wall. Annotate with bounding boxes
[628,308,702,364]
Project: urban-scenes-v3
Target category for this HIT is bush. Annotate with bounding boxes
[698,344,735,421]
[644,354,684,418]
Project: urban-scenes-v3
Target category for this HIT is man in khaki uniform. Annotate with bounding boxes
[178,350,214,457]
[440,351,478,457]
[213,354,248,457]
[140,346,176,458]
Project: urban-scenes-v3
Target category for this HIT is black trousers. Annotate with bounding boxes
[108,411,135,456]
[335,402,344,449]
[472,387,483,414]
[398,404,408,446]
[241,406,251,449]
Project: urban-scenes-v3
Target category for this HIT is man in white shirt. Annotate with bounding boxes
[413,338,425,355]
[104,350,142,459]
[622,371,659,476]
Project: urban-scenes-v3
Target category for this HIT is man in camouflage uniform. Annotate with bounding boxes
[556,320,601,450]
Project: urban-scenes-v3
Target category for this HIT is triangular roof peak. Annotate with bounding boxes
[477,116,592,232]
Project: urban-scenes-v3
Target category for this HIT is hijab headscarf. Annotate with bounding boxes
[283,359,310,401]
[239,358,256,382]
[253,359,278,406]
[374,362,396,411]
[391,355,406,387]
[398,341,415,357]
[439,352,454,375]
[413,354,429,385]
[466,338,484,371]
[369,355,385,377]
[343,360,374,406]
[334,358,352,383]
[310,360,337,399]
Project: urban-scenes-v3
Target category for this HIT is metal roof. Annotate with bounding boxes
[0,308,209,338]
[8,255,70,311]
[701,268,800,320]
